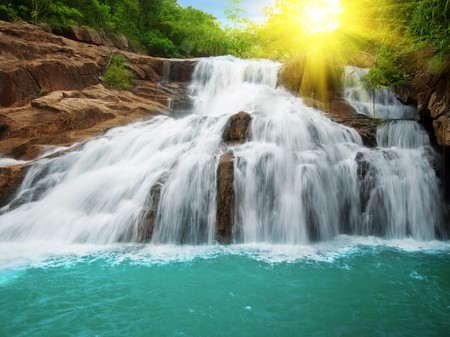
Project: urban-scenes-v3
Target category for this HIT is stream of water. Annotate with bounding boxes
[0,56,448,336]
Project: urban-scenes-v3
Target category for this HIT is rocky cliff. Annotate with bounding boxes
[395,64,450,198]
[0,20,196,206]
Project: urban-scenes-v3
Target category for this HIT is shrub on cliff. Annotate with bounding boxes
[102,54,134,90]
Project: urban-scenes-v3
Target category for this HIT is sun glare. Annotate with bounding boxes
[302,0,344,35]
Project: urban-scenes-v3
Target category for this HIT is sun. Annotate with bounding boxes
[301,0,344,35]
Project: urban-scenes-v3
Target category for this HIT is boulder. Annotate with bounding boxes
[113,34,129,50]
[326,97,380,147]
[216,151,235,244]
[63,26,103,45]
[139,183,163,242]
[222,111,252,144]
[0,164,28,208]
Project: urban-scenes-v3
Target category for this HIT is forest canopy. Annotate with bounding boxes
[0,0,250,57]
[1,0,449,87]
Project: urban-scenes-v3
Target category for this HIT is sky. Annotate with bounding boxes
[177,0,275,23]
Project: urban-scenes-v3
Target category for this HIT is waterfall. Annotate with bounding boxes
[162,59,171,83]
[0,56,445,245]
[342,66,417,120]
[376,120,432,149]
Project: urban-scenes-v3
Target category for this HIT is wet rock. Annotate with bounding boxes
[167,59,197,82]
[222,111,252,144]
[140,183,163,242]
[355,152,377,211]
[394,65,450,200]
[326,97,379,147]
[0,164,28,208]
[216,151,235,244]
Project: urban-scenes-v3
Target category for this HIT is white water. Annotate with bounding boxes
[342,66,417,119]
[0,56,445,248]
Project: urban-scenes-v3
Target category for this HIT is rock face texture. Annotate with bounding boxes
[395,65,450,198]
[216,112,253,243]
[222,111,252,144]
[0,164,27,207]
[0,20,196,206]
[139,183,163,242]
[395,67,450,147]
[326,97,380,147]
[216,151,235,244]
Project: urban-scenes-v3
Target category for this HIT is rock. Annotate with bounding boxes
[168,59,197,82]
[433,115,450,147]
[63,26,103,45]
[428,77,450,119]
[394,64,450,201]
[222,111,252,144]
[326,97,380,147]
[395,66,450,147]
[113,34,129,50]
[0,164,28,208]
[0,20,197,162]
[0,84,173,160]
[216,151,235,244]
[139,183,163,242]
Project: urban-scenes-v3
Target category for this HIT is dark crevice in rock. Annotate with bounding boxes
[25,66,43,96]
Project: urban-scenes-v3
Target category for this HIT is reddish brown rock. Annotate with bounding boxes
[63,26,103,46]
[326,97,380,147]
[395,63,450,201]
[0,164,28,207]
[433,116,450,146]
[0,20,197,109]
[216,151,235,244]
[395,66,450,147]
[222,111,252,144]
[0,20,198,204]
[428,77,450,120]
[168,59,198,82]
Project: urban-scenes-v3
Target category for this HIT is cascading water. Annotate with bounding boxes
[1,56,449,337]
[342,66,417,119]
[0,56,445,246]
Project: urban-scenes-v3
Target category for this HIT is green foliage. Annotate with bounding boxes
[102,54,134,90]
[408,0,450,53]
[426,53,447,75]
[45,2,82,31]
[0,4,20,21]
[0,0,255,58]
[364,46,411,87]
[0,0,30,22]
[143,31,178,57]
[367,0,450,87]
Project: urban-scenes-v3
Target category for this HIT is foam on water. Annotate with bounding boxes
[1,237,449,274]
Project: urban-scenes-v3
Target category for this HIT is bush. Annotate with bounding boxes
[364,46,411,88]
[102,54,134,90]
[143,31,178,57]
[0,4,19,21]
